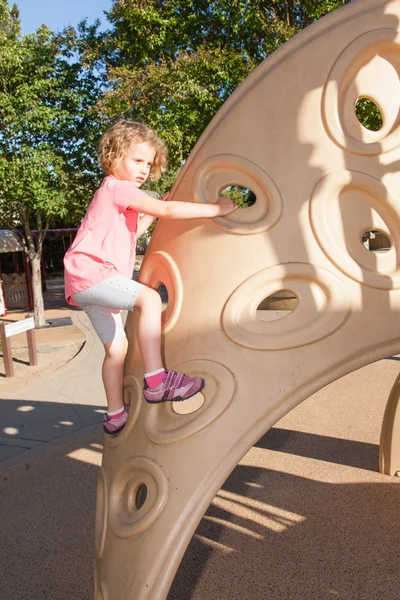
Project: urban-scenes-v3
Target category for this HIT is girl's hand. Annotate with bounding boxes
[215,196,239,216]
[161,192,170,201]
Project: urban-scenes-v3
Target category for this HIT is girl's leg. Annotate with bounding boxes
[133,286,163,372]
[78,306,129,435]
[134,285,204,404]
[72,277,162,373]
[102,336,128,413]
[72,276,204,409]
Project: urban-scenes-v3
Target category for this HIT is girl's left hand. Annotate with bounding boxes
[161,192,170,201]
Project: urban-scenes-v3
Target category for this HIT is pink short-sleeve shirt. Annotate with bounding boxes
[64,175,141,305]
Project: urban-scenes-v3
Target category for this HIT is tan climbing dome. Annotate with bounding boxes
[95,1,400,598]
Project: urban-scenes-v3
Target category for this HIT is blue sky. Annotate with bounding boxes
[14,0,113,35]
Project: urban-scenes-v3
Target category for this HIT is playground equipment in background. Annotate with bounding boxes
[0,228,79,313]
[0,229,32,313]
[95,1,400,598]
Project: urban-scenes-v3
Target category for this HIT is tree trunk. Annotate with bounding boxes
[30,253,46,327]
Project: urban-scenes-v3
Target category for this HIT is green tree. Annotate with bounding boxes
[0,0,19,38]
[221,186,256,208]
[0,8,102,325]
[355,97,384,132]
[84,0,352,170]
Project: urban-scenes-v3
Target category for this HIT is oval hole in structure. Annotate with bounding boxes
[257,290,298,322]
[362,230,391,253]
[135,484,148,511]
[157,283,168,312]
[220,186,256,208]
[355,97,383,132]
[172,391,205,415]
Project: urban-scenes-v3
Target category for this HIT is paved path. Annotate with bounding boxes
[0,310,107,465]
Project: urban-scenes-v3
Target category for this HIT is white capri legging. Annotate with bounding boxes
[72,275,145,345]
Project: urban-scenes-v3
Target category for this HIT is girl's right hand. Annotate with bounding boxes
[215,196,239,216]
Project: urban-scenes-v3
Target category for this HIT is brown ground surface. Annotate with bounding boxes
[0,280,85,398]
[0,341,83,396]
[0,258,143,397]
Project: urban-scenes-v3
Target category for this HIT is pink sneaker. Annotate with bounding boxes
[103,405,129,435]
[143,370,205,404]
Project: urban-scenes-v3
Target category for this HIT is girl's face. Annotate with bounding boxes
[116,140,156,187]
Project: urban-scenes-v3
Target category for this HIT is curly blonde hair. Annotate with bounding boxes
[98,119,168,181]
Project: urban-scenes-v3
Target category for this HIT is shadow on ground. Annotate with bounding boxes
[0,399,103,462]
[0,421,398,600]
[0,428,103,600]
[168,429,399,600]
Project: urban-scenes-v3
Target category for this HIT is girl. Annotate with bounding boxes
[64,119,238,435]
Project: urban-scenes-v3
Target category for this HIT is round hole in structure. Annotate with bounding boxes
[220,186,256,208]
[355,97,383,132]
[156,283,168,312]
[134,484,148,511]
[172,391,205,415]
[361,230,391,253]
[256,290,298,322]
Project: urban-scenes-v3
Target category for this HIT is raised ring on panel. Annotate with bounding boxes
[105,375,142,448]
[109,457,169,539]
[146,360,236,444]
[192,154,282,235]
[95,467,108,560]
[222,263,351,350]
[138,251,183,333]
[323,29,400,155]
[310,171,400,289]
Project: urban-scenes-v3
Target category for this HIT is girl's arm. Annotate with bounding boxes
[129,191,238,219]
[137,214,156,238]
[136,191,169,237]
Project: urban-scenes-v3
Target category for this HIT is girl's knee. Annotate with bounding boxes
[104,335,128,359]
[136,286,162,311]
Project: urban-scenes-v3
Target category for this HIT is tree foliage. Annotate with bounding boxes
[221,186,256,208]
[0,0,19,38]
[83,0,353,172]
[0,0,360,324]
[355,98,384,132]
[0,1,103,323]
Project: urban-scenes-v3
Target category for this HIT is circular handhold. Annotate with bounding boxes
[193,154,282,235]
[310,171,400,289]
[109,457,169,538]
[323,29,400,155]
[222,263,351,350]
[138,251,183,333]
[146,360,236,444]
